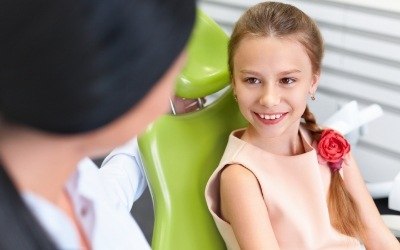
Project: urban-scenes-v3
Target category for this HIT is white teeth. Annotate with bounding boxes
[258,113,283,120]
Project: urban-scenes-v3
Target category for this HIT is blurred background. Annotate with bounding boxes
[99,0,400,243]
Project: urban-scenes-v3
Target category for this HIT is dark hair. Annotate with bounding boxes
[228,2,365,241]
[0,0,195,133]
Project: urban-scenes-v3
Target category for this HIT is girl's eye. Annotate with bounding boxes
[245,77,261,84]
[280,77,295,85]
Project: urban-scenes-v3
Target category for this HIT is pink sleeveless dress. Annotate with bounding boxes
[205,127,361,250]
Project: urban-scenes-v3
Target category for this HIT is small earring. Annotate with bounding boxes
[311,94,316,101]
[233,94,238,102]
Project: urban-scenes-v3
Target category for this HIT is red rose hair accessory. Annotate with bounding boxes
[317,129,350,172]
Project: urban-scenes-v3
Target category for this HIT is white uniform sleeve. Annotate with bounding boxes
[98,137,147,211]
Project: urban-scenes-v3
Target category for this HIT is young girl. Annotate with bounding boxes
[205,2,400,249]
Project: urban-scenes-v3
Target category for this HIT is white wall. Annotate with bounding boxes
[199,0,400,183]
[332,0,400,13]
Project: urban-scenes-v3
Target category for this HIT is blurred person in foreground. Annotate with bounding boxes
[0,0,195,249]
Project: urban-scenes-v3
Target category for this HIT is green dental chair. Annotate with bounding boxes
[137,10,247,250]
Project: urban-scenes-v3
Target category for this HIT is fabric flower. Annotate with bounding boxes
[317,129,350,172]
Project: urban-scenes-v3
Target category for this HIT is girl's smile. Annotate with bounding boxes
[253,111,288,125]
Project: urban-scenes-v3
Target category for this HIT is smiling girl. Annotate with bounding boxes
[205,2,400,249]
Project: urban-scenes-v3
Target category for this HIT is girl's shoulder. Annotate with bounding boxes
[220,164,259,188]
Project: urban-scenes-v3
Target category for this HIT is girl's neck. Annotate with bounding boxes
[242,123,305,156]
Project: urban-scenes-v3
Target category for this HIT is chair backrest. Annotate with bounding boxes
[138,11,247,250]
[174,10,230,98]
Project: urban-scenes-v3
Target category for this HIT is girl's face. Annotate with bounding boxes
[232,36,319,139]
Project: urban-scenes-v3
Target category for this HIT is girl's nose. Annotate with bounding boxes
[259,85,280,108]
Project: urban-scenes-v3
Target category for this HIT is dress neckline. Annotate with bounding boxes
[230,125,316,159]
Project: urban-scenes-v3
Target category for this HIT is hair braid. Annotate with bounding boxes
[302,105,366,241]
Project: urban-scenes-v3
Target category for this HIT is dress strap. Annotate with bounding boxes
[299,125,315,152]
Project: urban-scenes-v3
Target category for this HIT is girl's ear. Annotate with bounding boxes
[309,73,320,95]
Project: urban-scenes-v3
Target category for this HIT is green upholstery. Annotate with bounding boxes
[138,91,246,249]
[175,10,230,99]
[138,10,247,250]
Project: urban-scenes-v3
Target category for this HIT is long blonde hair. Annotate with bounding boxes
[228,2,365,241]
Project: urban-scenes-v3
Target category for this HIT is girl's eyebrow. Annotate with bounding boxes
[278,69,301,76]
[239,69,262,77]
[239,69,301,77]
